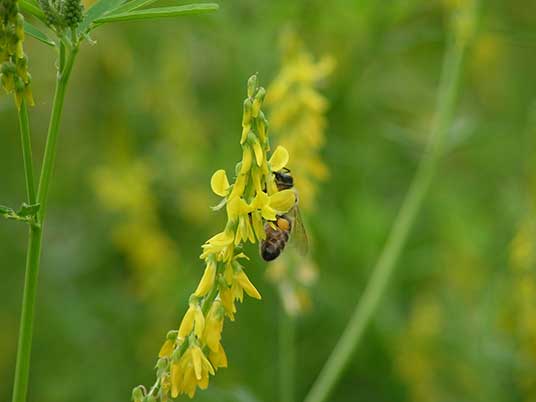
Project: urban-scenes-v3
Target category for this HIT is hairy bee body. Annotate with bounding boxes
[260,168,307,262]
[261,216,292,261]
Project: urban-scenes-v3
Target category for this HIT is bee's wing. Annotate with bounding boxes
[290,205,309,256]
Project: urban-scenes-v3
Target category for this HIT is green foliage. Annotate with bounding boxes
[1,1,536,402]
[0,202,40,223]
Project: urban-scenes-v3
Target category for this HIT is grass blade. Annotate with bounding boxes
[106,0,159,16]
[94,3,218,24]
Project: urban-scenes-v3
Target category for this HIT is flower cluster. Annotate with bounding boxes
[133,75,296,401]
[265,30,334,315]
[0,0,33,108]
[38,0,84,31]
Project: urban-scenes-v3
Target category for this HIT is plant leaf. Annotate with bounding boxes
[0,205,14,216]
[24,21,55,47]
[19,0,47,22]
[1,203,40,224]
[93,3,218,24]
[78,0,127,33]
[106,0,159,16]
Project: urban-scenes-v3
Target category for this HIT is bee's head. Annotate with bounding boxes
[274,168,294,190]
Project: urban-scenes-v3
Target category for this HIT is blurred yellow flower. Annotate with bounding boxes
[265,30,334,316]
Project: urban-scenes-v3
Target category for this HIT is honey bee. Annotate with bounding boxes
[260,168,309,261]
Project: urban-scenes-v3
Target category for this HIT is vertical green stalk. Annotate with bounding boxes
[17,99,36,204]
[11,43,78,402]
[280,305,295,402]
[304,10,478,402]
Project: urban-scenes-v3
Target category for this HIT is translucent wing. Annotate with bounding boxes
[289,205,309,256]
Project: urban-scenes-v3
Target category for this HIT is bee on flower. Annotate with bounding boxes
[134,74,300,401]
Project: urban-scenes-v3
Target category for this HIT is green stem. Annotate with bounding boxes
[37,44,78,222]
[17,99,36,204]
[11,44,78,402]
[280,303,295,402]
[303,22,475,402]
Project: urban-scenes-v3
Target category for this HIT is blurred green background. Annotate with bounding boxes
[2,0,536,401]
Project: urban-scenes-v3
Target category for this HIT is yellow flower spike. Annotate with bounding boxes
[269,146,289,171]
[210,169,230,197]
[236,269,262,300]
[178,305,196,339]
[194,260,217,297]
[269,189,296,213]
[138,74,302,400]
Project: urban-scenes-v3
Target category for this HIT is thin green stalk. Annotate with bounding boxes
[280,305,295,402]
[304,19,476,402]
[37,44,77,221]
[11,44,78,402]
[17,99,36,204]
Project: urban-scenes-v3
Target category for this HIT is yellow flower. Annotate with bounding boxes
[251,189,296,221]
[194,259,217,297]
[208,342,228,369]
[200,230,234,261]
[269,145,290,171]
[203,300,224,352]
[171,345,214,398]
[210,169,230,197]
[178,302,205,339]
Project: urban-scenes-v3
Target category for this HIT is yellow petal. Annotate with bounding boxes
[171,363,182,398]
[269,146,289,171]
[241,145,253,173]
[159,339,174,358]
[227,196,251,221]
[194,261,217,297]
[269,189,296,213]
[194,306,205,339]
[252,139,263,166]
[251,212,265,241]
[191,346,203,380]
[252,192,270,209]
[178,306,196,339]
[261,205,277,222]
[210,169,229,197]
[237,270,262,300]
[206,231,234,247]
